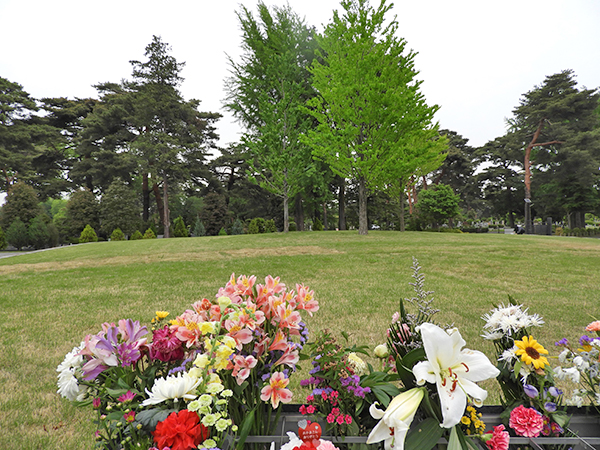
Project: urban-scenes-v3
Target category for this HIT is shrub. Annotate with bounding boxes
[143,228,156,239]
[6,218,30,250]
[110,228,126,241]
[173,216,188,237]
[289,221,297,232]
[47,222,59,247]
[192,219,206,237]
[218,227,228,236]
[28,215,50,249]
[264,219,277,233]
[230,219,244,235]
[248,218,261,234]
[79,224,98,243]
[0,226,6,250]
[130,230,143,240]
[312,217,323,231]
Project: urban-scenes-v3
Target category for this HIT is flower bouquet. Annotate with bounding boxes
[482,297,572,442]
[57,274,318,450]
[367,258,503,450]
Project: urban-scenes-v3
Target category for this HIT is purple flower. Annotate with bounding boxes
[580,335,593,346]
[554,338,568,346]
[544,402,557,413]
[523,384,539,398]
[548,386,563,397]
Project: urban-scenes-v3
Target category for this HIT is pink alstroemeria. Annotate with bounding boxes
[260,372,293,408]
[274,345,299,368]
[294,284,319,316]
[268,331,289,352]
[232,355,258,385]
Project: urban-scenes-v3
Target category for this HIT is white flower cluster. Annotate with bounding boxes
[481,303,544,340]
[56,344,87,401]
[142,372,202,406]
[555,339,600,406]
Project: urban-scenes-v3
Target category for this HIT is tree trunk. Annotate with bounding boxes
[294,194,304,231]
[358,176,368,235]
[399,188,405,232]
[152,183,165,228]
[283,194,289,233]
[163,176,170,238]
[142,173,150,223]
[322,202,329,231]
[508,211,515,228]
[338,177,346,231]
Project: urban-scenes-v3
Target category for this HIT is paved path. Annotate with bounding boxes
[0,245,75,259]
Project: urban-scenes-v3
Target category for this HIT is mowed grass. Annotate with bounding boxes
[1,231,599,449]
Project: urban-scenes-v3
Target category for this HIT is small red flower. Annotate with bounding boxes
[153,410,209,450]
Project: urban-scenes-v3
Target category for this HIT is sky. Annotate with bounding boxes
[1,0,600,151]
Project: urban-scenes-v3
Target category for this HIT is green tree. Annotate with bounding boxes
[79,224,98,243]
[110,228,126,241]
[172,216,188,237]
[199,192,229,236]
[0,225,6,250]
[0,182,42,230]
[230,218,244,235]
[304,0,446,235]
[6,217,29,250]
[130,229,143,240]
[143,228,156,239]
[28,214,50,249]
[416,184,460,229]
[100,178,141,236]
[129,36,221,238]
[65,189,100,238]
[225,3,318,232]
[192,219,206,237]
[506,70,600,231]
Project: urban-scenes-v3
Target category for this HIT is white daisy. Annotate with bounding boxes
[142,372,202,406]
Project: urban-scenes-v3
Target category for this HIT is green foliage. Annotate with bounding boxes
[66,190,100,238]
[110,228,126,241]
[143,228,156,239]
[192,219,206,237]
[28,214,50,249]
[79,224,98,243]
[264,219,276,233]
[6,218,29,250]
[199,193,229,236]
[130,230,143,240]
[218,227,227,236]
[417,184,461,229]
[248,217,266,234]
[230,219,244,235]
[0,225,6,250]
[100,178,141,236]
[0,182,42,230]
[288,221,297,231]
[304,0,447,234]
[172,216,188,238]
[312,217,323,231]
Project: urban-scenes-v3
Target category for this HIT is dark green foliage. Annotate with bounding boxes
[230,219,244,235]
[199,193,229,236]
[28,214,50,249]
[46,221,59,247]
[192,219,206,237]
[288,221,297,232]
[0,182,42,230]
[143,228,156,239]
[100,179,141,236]
[172,216,188,238]
[110,228,126,241]
[0,225,6,250]
[248,217,266,234]
[6,217,29,250]
[264,219,276,233]
[417,184,461,229]
[130,230,143,240]
[218,227,227,236]
[79,224,98,243]
[66,190,100,238]
[312,217,323,231]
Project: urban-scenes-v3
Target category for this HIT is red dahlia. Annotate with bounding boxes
[153,409,209,450]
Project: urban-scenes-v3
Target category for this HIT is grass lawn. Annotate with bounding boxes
[1,231,599,449]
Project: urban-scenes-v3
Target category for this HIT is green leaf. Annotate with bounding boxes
[405,418,443,450]
[135,408,177,433]
[236,407,256,450]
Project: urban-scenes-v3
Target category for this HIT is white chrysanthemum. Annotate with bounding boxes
[142,372,202,406]
[482,303,544,338]
[57,344,87,401]
[481,331,504,341]
[499,348,517,363]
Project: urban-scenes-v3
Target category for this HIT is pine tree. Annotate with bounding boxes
[172,216,188,237]
[79,224,98,243]
[6,218,30,250]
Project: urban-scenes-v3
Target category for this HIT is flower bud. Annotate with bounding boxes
[374,344,389,359]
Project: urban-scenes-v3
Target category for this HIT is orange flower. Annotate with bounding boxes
[585,321,600,332]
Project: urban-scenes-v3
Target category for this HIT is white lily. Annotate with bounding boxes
[413,323,500,428]
[366,387,425,450]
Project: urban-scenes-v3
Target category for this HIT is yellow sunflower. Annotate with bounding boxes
[514,336,549,369]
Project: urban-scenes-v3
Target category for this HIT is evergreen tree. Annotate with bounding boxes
[66,190,100,239]
[79,224,98,243]
[0,225,6,250]
[192,219,206,237]
[100,178,141,236]
[130,230,143,240]
[110,228,126,241]
[199,193,229,236]
[0,182,42,229]
[416,184,461,229]
[172,216,188,237]
[6,218,29,250]
[230,219,244,235]
[28,214,50,249]
[143,228,157,239]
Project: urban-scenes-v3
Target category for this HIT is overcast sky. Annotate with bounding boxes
[1,0,599,150]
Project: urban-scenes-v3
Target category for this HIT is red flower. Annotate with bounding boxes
[509,405,544,437]
[150,326,185,362]
[153,410,209,450]
[485,424,510,450]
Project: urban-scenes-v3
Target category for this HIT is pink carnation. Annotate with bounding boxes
[509,405,544,437]
[486,424,510,450]
[585,320,600,332]
[317,441,339,450]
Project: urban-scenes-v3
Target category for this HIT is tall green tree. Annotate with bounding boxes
[65,189,100,239]
[416,183,460,229]
[0,182,42,230]
[100,178,141,236]
[128,36,221,237]
[304,0,446,235]
[507,70,600,231]
[225,3,318,232]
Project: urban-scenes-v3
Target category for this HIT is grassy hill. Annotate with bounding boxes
[1,231,599,449]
